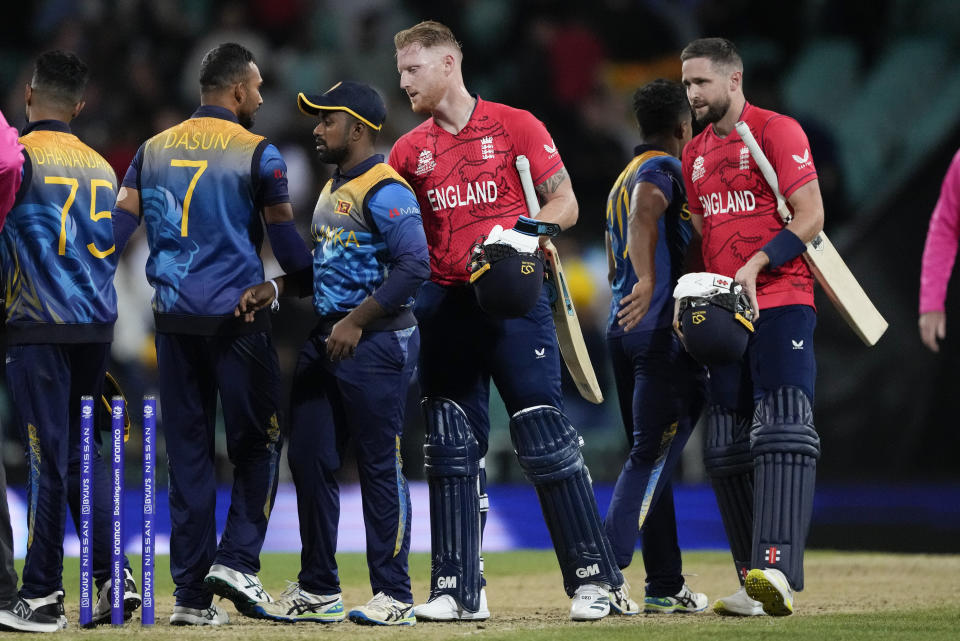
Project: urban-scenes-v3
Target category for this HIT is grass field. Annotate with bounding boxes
[27,550,960,640]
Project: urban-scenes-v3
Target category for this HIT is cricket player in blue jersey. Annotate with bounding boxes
[0,103,61,633]
[236,81,429,626]
[0,51,140,628]
[602,79,708,614]
[112,43,312,626]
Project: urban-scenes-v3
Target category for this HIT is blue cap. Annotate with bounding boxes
[297,81,386,130]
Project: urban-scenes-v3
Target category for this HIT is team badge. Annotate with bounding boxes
[739,145,750,170]
[481,136,494,160]
[335,200,352,215]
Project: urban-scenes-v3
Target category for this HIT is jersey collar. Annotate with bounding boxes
[331,154,384,190]
[191,105,240,123]
[22,119,71,136]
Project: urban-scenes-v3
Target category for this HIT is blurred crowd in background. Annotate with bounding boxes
[2,0,959,488]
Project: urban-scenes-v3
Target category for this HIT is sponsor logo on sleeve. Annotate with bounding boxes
[792,149,811,169]
[543,140,558,157]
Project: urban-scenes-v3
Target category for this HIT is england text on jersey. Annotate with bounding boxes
[699,190,757,217]
[425,180,498,212]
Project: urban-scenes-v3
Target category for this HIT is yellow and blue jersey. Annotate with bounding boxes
[0,120,118,344]
[310,155,428,327]
[124,105,289,332]
[606,145,696,336]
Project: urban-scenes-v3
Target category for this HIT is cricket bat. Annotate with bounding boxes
[734,121,888,346]
[515,155,603,404]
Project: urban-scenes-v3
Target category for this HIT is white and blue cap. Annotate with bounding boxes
[297,81,386,130]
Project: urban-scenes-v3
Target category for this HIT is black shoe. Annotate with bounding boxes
[22,591,66,630]
[0,597,62,632]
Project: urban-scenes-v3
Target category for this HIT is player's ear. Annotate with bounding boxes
[24,84,32,106]
[729,69,742,93]
[233,81,245,106]
[72,100,85,119]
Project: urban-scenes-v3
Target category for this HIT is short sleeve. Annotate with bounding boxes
[510,109,564,185]
[761,116,818,200]
[121,144,145,190]
[681,150,703,217]
[256,143,290,206]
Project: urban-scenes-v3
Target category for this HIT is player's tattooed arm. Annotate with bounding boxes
[533,167,577,231]
[535,167,569,198]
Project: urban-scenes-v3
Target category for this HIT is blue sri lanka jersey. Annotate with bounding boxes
[311,155,424,326]
[606,145,696,337]
[124,105,289,330]
[0,120,118,344]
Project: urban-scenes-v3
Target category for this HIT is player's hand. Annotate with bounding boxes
[617,278,654,331]
[919,311,946,353]
[735,255,765,320]
[234,282,275,322]
[326,316,362,361]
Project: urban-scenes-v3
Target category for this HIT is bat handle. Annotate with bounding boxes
[515,155,541,217]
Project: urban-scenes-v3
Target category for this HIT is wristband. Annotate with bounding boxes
[268,279,280,312]
[761,229,807,270]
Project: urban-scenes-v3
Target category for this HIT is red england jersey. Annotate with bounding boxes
[388,97,563,285]
[682,102,818,309]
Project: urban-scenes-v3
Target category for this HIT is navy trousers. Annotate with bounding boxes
[604,328,706,597]
[156,332,282,608]
[414,282,563,453]
[289,326,418,602]
[5,342,132,598]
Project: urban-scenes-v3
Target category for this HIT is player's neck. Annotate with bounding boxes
[431,86,475,135]
[711,95,746,138]
[644,134,678,158]
[26,107,72,124]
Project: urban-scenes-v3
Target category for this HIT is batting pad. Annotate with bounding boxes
[421,397,482,611]
[510,405,623,596]
[751,386,820,591]
[703,404,755,583]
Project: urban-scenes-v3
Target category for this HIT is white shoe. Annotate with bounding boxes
[745,568,794,616]
[608,581,639,615]
[348,592,415,626]
[204,563,272,616]
[713,585,765,616]
[570,583,610,621]
[254,582,344,623]
[22,591,67,629]
[413,588,489,621]
[644,583,708,613]
[170,603,230,625]
[92,567,142,624]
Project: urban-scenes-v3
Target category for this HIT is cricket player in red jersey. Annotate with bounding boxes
[388,20,630,621]
[679,38,824,617]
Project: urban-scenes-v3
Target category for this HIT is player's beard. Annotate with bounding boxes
[238,109,256,129]
[695,96,730,126]
[318,142,349,165]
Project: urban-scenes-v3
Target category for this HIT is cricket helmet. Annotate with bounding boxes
[468,242,545,319]
[674,272,755,366]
